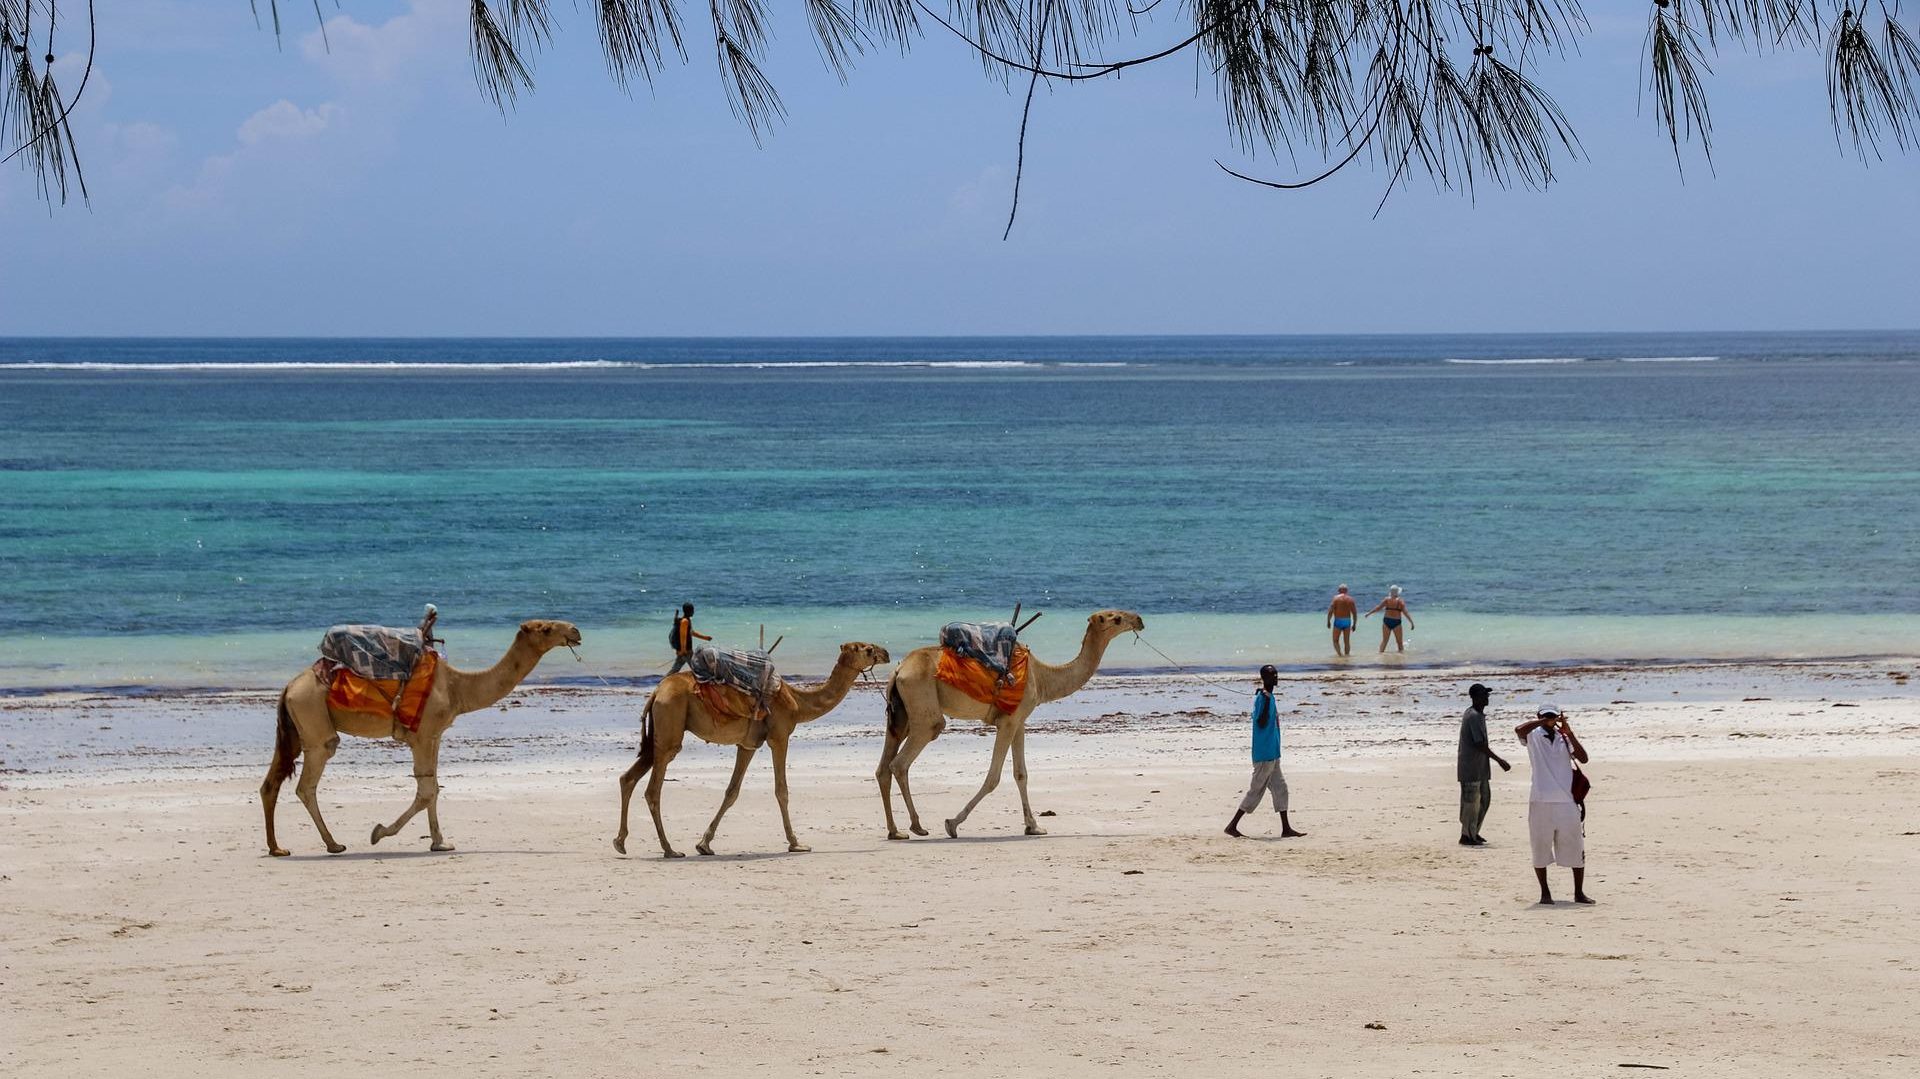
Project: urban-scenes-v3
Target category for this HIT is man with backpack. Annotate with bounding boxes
[667,603,710,675]
[1225,664,1306,839]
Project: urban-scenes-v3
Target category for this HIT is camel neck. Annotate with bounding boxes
[445,634,545,716]
[783,657,863,721]
[1030,626,1114,704]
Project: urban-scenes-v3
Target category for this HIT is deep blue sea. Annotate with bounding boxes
[3,332,1917,690]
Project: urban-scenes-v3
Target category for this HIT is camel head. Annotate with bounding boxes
[518,619,584,652]
[1087,610,1146,640]
[836,641,892,672]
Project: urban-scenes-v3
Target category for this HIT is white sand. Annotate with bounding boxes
[3,662,1918,1076]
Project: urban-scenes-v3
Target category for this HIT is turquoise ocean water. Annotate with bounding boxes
[2,332,1916,691]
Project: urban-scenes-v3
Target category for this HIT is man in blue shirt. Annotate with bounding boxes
[1225,664,1306,839]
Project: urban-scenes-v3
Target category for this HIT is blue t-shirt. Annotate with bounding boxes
[1250,689,1281,762]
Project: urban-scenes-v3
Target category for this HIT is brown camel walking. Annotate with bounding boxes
[614,641,890,858]
[876,610,1144,840]
[260,619,582,856]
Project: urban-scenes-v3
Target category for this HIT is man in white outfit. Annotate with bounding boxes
[1515,704,1594,905]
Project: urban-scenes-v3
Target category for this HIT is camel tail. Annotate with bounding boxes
[635,694,657,775]
[885,677,907,740]
[269,688,299,784]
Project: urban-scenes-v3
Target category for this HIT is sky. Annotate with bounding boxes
[1,0,1916,336]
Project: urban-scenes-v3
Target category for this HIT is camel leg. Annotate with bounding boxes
[294,736,347,855]
[888,728,937,839]
[697,746,755,856]
[875,727,903,838]
[769,734,808,853]
[945,723,1013,838]
[647,743,685,858]
[261,769,289,857]
[423,773,452,852]
[369,780,430,847]
[613,753,652,855]
[370,739,445,849]
[1012,727,1046,836]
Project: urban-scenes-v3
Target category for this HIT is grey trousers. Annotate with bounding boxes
[667,654,689,675]
[1460,779,1492,840]
[1239,759,1290,813]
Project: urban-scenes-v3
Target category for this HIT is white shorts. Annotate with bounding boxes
[1528,802,1584,868]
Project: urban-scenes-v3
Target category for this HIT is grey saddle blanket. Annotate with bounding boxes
[688,646,780,699]
[318,625,426,682]
[941,621,1020,676]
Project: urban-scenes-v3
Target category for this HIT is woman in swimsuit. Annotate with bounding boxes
[1365,585,1413,653]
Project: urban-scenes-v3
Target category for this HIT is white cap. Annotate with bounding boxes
[1537,703,1562,718]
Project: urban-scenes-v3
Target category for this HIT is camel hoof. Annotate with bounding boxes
[369,824,386,845]
[663,849,686,859]
[1025,825,1049,837]
[326,842,347,854]
[268,847,290,858]
[788,843,812,854]
[431,841,455,852]
[943,819,960,839]
[910,823,929,837]
[613,836,628,855]
[886,831,910,841]
[695,842,715,856]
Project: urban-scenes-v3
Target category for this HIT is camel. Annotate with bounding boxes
[260,619,583,857]
[614,641,891,858]
[876,609,1145,840]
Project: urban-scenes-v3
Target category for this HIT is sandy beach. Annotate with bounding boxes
[4,661,1918,1077]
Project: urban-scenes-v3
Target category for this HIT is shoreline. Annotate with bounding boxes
[5,648,1917,701]
[6,658,1914,790]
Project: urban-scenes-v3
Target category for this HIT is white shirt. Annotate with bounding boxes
[1526,726,1575,804]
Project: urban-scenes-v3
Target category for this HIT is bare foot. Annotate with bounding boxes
[1281,830,1307,838]
[1574,893,1596,904]
[1537,895,1555,906]
[1225,825,1244,838]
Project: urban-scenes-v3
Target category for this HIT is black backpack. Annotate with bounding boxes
[668,615,684,650]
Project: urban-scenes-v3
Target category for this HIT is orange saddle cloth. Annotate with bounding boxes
[936,645,1029,714]
[691,679,796,724]
[323,651,440,733]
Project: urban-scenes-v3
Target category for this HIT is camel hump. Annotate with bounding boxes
[688,646,779,699]
[940,622,1018,676]
[319,624,426,682]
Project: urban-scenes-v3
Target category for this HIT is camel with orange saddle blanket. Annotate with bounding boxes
[614,640,891,858]
[260,612,582,857]
[876,609,1145,841]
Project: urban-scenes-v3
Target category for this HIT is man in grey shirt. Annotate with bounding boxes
[1458,682,1511,845]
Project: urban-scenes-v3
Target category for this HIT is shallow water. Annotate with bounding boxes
[3,333,1918,690]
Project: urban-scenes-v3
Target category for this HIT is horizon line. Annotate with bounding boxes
[4,328,1920,342]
